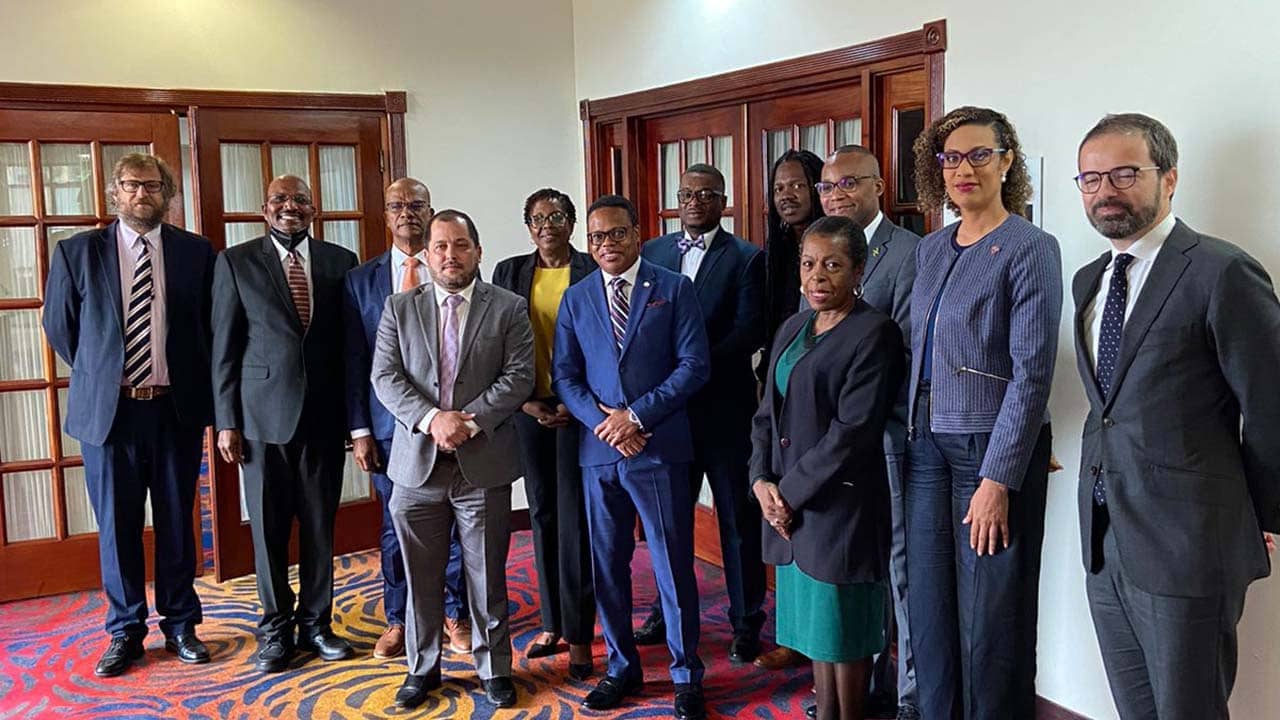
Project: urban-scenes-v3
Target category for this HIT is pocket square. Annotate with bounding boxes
[646,298,668,308]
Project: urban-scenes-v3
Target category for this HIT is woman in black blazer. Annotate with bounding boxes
[750,215,906,720]
[491,188,597,679]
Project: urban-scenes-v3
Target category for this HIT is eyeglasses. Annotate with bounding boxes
[117,179,164,194]
[814,175,879,195]
[529,211,569,228]
[586,226,632,246]
[676,188,724,205]
[267,193,313,206]
[385,201,430,214]
[1074,166,1160,194]
[772,180,810,194]
[935,147,1008,169]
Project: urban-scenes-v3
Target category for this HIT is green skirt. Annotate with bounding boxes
[775,563,886,663]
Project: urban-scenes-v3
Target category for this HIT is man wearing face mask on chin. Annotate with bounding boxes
[212,175,359,674]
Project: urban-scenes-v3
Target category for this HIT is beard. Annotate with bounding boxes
[434,266,478,291]
[1088,187,1161,240]
[116,198,167,230]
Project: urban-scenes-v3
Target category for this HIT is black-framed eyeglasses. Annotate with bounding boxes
[772,179,810,194]
[267,193,313,206]
[1074,166,1160,194]
[936,147,1007,169]
[385,201,430,214]
[814,175,879,195]
[117,179,164,194]
[529,211,569,229]
[586,226,632,246]
[676,188,724,205]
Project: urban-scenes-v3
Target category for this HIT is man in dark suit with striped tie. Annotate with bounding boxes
[212,175,359,674]
[43,153,216,677]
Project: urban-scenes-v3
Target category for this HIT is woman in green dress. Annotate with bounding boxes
[749,215,906,720]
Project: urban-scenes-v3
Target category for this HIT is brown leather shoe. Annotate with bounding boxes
[444,617,472,654]
[753,645,807,670]
[374,625,405,659]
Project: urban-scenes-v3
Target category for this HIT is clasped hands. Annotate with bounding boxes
[595,403,649,458]
[752,479,794,540]
[429,410,476,452]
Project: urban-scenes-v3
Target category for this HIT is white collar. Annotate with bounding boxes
[863,211,885,244]
[683,226,719,245]
[1108,211,1175,264]
[271,234,311,261]
[390,244,427,268]
[118,222,160,250]
[432,278,476,306]
[600,257,641,289]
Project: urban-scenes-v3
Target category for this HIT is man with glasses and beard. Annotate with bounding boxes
[1071,113,1280,719]
[44,153,216,677]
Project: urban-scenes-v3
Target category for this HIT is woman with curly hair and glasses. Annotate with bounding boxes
[904,106,1062,719]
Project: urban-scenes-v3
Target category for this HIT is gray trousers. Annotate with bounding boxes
[870,452,917,707]
[1087,517,1246,720]
[389,456,513,680]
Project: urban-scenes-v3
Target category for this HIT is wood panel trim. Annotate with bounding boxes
[0,83,404,113]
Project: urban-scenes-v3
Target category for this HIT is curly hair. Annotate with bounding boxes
[912,106,1032,215]
[522,187,577,226]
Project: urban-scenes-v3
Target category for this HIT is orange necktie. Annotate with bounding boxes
[401,256,421,292]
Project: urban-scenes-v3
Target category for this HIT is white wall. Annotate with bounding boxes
[572,1,1280,718]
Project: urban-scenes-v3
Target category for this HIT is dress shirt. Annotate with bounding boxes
[117,223,169,386]
[862,211,884,247]
[416,279,481,438]
[1082,211,1176,366]
[390,245,428,292]
[270,234,313,309]
[679,226,718,281]
[598,258,645,429]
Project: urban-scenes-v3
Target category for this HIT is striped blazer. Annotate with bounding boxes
[906,213,1062,490]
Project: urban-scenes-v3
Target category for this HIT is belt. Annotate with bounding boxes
[121,385,171,400]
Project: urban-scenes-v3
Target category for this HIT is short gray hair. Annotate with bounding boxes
[1080,113,1179,173]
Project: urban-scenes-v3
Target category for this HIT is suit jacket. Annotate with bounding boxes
[552,259,711,467]
[749,304,905,584]
[1073,219,1280,597]
[371,280,534,488]
[42,221,215,446]
[641,229,764,458]
[212,236,358,444]
[343,251,398,441]
[860,218,920,455]
[490,247,597,306]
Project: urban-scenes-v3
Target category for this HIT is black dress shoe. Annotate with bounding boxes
[568,661,594,681]
[254,636,295,673]
[483,676,518,707]
[164,632,210,664]
[806,705,817,719]
[526,633,563,658]
[728,632,761,664]
[582,674,644,710]
[865,692,897,718]
[633,607,666,646]
[94,636,145,677]
[673,683,706,720]
[297,627,354,661]
[395,672,442,709]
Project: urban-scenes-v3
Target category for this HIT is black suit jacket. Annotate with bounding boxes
[1073,219,1280,598]
[490,247,596,307]
[642,228,765,459]
[42,221,215,446]
[212,236,358,444]
[749,303,905,584]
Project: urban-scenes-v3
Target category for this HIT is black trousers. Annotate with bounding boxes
[514,404,595,644]
[242,424,345,640]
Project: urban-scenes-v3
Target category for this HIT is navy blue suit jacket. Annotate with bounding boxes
[343,251,397,441]
[641,228,764,458]
[552,259,711,467]
[43,221,216,446]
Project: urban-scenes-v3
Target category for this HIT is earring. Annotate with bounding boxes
[854,284,864,300]
[1001,172,1008,183]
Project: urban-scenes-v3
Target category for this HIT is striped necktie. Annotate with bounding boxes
[608,276,629,352]
[123,237,153,386]
[287,250,310,329]
[439,294,463,410]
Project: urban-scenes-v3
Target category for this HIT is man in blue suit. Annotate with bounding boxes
[636,164,767,664]
[343,177,470,659]
[553,195,711,720]
[43,153,215,677]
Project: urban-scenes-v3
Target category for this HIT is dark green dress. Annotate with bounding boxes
[772,314,887,663]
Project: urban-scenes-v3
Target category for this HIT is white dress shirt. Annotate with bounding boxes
[1082,211,1177,366]
[117,223,169,386]
[679,226,718,281]
[417,279,480,438]
[270,234,313,308]
[600,256,641,305]
[863,211,885,246]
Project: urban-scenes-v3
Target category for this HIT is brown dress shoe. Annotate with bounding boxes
[444,616,472,654]
[374,625,405,659]
[753,645,807,670]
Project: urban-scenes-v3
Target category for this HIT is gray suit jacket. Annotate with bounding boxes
[371,279,534,489]
[860,218,920,455]
[1073,219,1280,598]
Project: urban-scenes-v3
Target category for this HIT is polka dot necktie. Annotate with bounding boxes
[1092,252,1134,506]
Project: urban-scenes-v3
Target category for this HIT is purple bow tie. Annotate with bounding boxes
[677,234,705,255]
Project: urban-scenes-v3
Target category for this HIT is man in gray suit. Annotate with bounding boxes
[372,209,534,710]
[818,145,920,720]
[1072,113,1280,720]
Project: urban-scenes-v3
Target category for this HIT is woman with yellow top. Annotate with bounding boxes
[491,188,597,680]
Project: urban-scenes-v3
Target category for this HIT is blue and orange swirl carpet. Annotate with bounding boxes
[0,533,827,719]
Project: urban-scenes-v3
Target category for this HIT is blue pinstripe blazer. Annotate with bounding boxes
[906,214,1063,490]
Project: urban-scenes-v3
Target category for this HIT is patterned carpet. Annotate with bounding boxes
[0,532,821,719]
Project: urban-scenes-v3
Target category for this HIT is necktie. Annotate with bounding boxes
[286,250,310,330]
[677,233,705,255]
[1092,252,1134,505]
[401,256,421,292]
[439,293,463,410]
[608,277,629,352]
[123,237,153,386]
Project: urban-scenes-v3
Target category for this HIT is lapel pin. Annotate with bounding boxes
[643,281,651,288]
[871,246,881,257]
[990,245,1001,255]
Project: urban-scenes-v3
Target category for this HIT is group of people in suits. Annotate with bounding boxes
[41,103,1279,720]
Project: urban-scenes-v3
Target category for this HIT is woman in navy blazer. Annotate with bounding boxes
[904,107,1062,719]
[750,216,905,720]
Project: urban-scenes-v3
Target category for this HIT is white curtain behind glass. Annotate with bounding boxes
[800,124,828,158]
[0,227,38,301]
[0,143,34,216]
[0,309,43,381]
[712,136,733,205]
[40,144,93,216]
[319,146,356,212]
[3,471,55,542]
[660,142,679,210]
[271,145,310,186]
[221,143,263,213]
